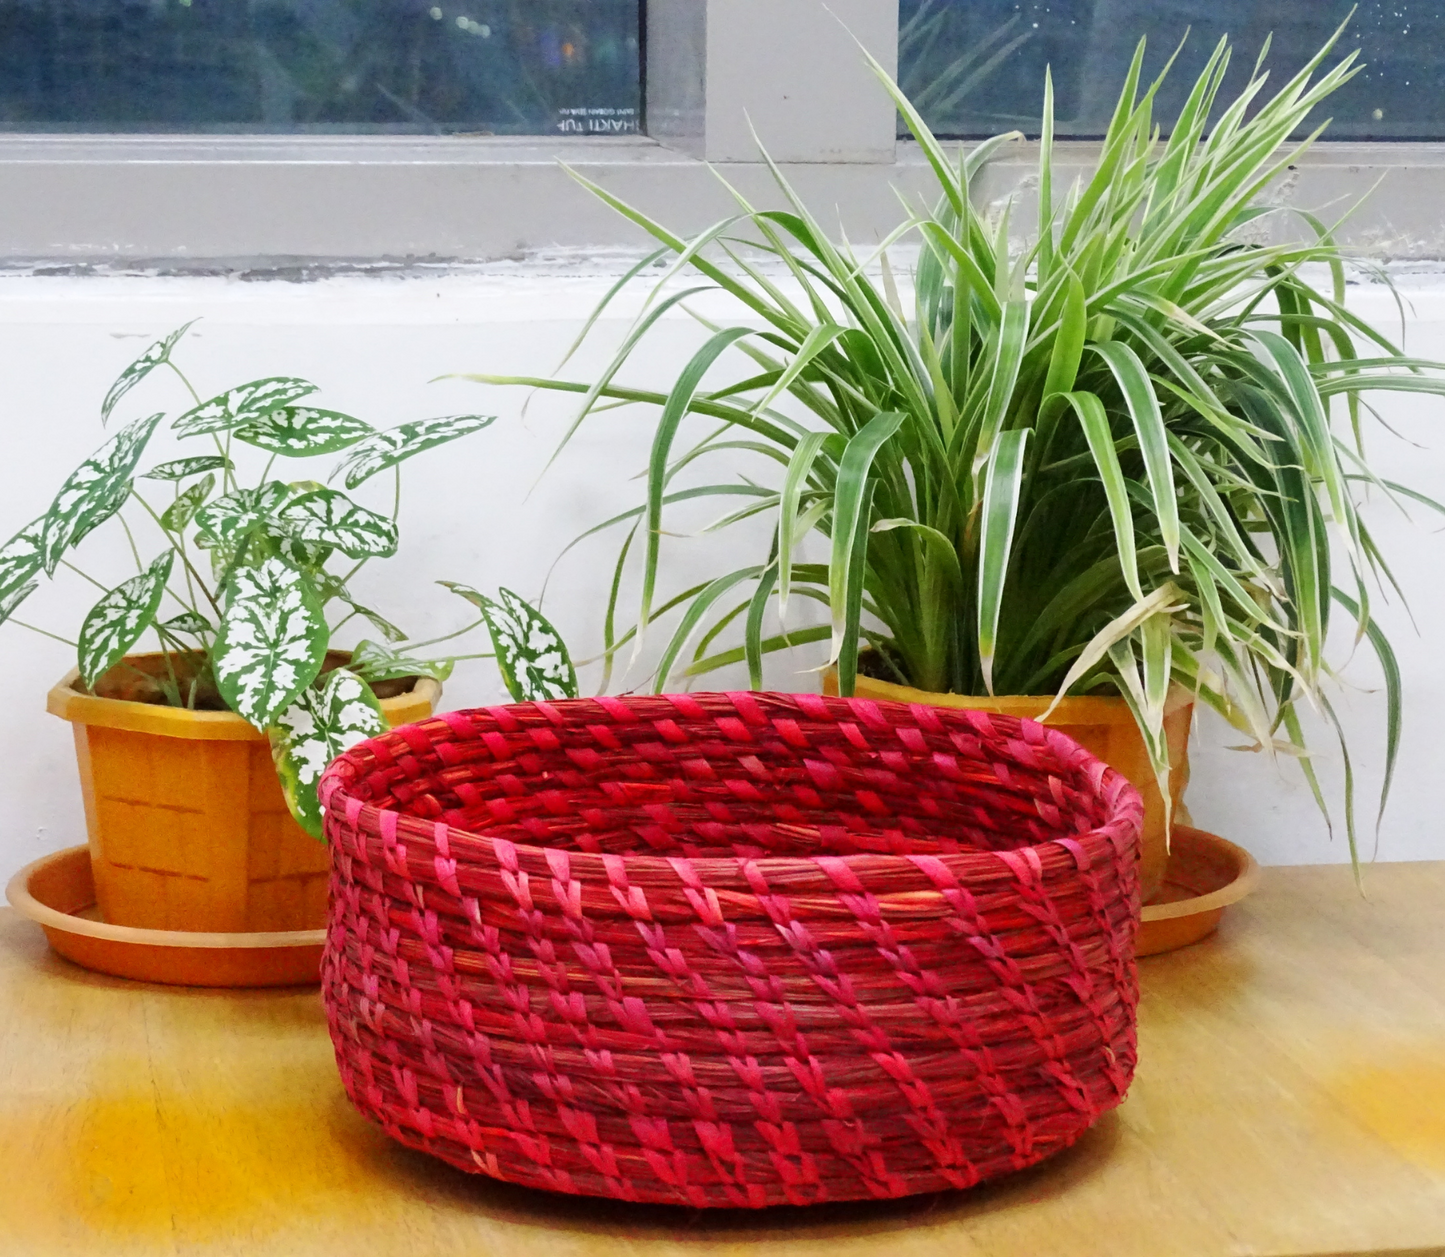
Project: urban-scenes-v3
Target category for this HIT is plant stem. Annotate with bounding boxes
[117,512,144,574]
[403,616,487,651]
[12,620,77,647]
[131,492,222,616]
[337,556,369,588]
[329,608,360,635]
[58,558,108,592]
[166,360,204,407]
[163,481,202,613]
[167,361,237,494]
[150,626,185,706]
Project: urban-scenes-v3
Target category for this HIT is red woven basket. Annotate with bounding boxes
[319,691,1143,1208]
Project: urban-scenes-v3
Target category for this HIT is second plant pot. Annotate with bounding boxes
[823,668,1190,903]
[48,652,440,935]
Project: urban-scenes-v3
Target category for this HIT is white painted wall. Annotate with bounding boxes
[1,266,1442,883]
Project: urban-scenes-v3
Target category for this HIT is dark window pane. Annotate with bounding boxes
[899,1,1445,140]
[0,0,640,134]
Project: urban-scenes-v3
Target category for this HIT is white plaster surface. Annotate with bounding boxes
[0,267,1441,882]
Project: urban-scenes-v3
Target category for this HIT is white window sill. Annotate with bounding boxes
[0,135,1440,266]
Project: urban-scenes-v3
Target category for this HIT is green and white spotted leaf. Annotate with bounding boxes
[442,582,576,701]
[0,518,45,602]
[143,455,232,482]
[214,558,328,727]
[161,610,212,637]
[159,473,215,532]
[101,321,195,424]
[0,580,38,628]
[235,407,375,457]
[77,552,174,688]
[344,598,407,642]
[194,482,290,548]
[330,415,496,489]
[69,479,136,556]
[269,670,385,838]
[200,537,236,582]
[173,378,319,438]
[268,534,333,572]
[348,638,453,683]
[279,488,398,558]
[40,411,164,574]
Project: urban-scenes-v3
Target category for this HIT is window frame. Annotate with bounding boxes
[0,1,1438,264]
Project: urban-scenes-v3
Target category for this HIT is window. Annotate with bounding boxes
[0,2,1440,262]
[898,0,1445,141]
[0,0,641,135]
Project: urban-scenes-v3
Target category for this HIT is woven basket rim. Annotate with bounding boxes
[319,691,1143,880]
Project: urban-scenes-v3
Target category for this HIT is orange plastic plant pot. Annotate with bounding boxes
[823,669,1191,903]
[47,655,439,934]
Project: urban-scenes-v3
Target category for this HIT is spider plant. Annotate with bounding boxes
[472,27,1445,861]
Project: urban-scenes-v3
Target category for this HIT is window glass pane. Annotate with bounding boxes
[0,0,640,134]
[899,1,1442,140]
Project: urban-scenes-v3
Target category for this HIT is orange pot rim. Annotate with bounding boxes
[826,667,1192,724]
[47,655,441,742]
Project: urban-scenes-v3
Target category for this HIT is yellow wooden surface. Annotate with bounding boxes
[1,862,1443,1257]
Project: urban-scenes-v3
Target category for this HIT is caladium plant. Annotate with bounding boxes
[268,669,387,838]
[442,582,578,702]
[1,323,526,836]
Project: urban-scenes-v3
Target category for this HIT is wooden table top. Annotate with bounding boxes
[2,861,1443,1257]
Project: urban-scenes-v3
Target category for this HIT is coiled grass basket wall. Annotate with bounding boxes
[320,692,1144,1207]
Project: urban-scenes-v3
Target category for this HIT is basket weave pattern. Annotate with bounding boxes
[320,692,1143,1207]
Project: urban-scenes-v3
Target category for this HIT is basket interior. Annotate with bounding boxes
[332,696,1123,863]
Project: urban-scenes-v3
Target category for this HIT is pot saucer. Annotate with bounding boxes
[1140,825,1260,957]
[5,846,323,987]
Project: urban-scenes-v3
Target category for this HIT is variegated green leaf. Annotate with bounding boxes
[977,427,1030,695]
[194,482,290,548]
[77,552,174,688]
[0,518,45,602]
[343,599,406,643]
[173,378,319,438]
[159,473,215,532]
[143,456,232,482]
[279,488,398,558]
[102,321,195,424]
[214,558,327,727]
[330,415,495,490]
[40,411,164,573]
[199,537,235,582]
[269,669,385,838]
[441,582,576,701]
[348,638,453,682]
[161,610,212,636]
[235,407,375,457]
[70,480,136,554]
[270,534,333,572]
[0,580,38,627]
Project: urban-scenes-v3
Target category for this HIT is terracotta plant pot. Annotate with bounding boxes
[823,668,1191,903]
[47,652,439,934]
